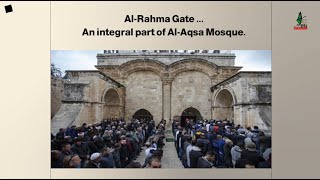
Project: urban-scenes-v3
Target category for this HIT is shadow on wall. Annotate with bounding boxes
[258,107,272,128]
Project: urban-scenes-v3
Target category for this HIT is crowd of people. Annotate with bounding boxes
[51,117,271,169]
[173,119,272,168]
[51,118,166,168]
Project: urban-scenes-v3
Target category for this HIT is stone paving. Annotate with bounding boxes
[136,131,184,169]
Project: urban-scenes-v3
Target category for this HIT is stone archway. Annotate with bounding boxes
[133,109,153,121]
[213,89,234,121]
[103,88,122,119]
[171,70,212,121]
[119,59,166,79]
[169,58,218,79]
[180,107,202,127]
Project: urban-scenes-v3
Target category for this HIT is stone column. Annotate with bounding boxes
[162,78,173,121]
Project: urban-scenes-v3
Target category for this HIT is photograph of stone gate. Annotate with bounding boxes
[51,50,271,134]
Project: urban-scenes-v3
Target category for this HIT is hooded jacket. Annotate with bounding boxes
[189,147,204,168]
[241,149,265,168]
[231,145,242,162]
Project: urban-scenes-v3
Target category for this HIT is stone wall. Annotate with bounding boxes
[52,52,272,134]
[212,89,234,120]
[96,58,240,124]
[171,71,212,120]
[125,71,162,122]
[97,52,236,66]
[51,78,64,118]
[51,71,125,133]
[103,88,124,119]
[212,72,272,130]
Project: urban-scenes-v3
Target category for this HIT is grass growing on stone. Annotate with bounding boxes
[166,138,175,142]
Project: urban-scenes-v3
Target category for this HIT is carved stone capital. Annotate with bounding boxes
[161,78,173,85]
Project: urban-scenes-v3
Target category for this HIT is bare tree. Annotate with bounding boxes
[51,63,62,79]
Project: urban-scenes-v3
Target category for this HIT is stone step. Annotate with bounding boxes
[51,103,83,135]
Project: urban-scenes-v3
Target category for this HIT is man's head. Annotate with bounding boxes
[153,149,163,160]
[149,158,162,168]
[100,147,111,156]
[145,142,151,148]
[217,135,222,139]
[200,133,206,139]
[51,150,61,161]
[77,132,85,138]
[235,159,255,168]
[191,139,197,146]
[225,139,233,146]
[74,138,83,146]
[237,142,245,149]
[204,151,216,162]
[120,139,127,145]
[90,153,101,163]
[61,143,71,153]
[246,142,256,152]
[63,154,81,168]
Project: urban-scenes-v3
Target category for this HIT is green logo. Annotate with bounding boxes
[294,12,307,30]
[296,12,303,25]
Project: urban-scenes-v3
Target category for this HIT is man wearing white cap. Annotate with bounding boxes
[84,153,101,168]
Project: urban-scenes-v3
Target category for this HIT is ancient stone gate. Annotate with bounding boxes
[51,50,271,134]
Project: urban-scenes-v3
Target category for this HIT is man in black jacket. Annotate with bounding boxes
[241,142,265,168]
[235,131,246,145]
[176,130,183,157]
[100,147,115,168]
[60,143,74,164]
[197,151,216,168]
[182,136,192,168]
[51,150,62,168]
[56,128,66,140]
[119,139,130,168]
[71,137,90,168]
[189,142,204,168]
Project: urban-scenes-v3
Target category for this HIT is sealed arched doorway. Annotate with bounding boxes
[103,88,122,119]
[213,89,234,121]
[133,109,153,121]
[180,107,202,127]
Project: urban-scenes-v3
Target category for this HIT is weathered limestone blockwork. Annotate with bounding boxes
[51,71,125,134]
[212,89,234,120]
[211,72,272,131]
[171,71,212,119]
[51,78,64,118]
[125,71,162,122]
[102,87,125,119]
[95,54,241,125]
[52,51,271,133]
[96,52,236,66]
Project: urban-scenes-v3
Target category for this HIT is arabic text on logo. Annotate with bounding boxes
[294,12,307,30]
